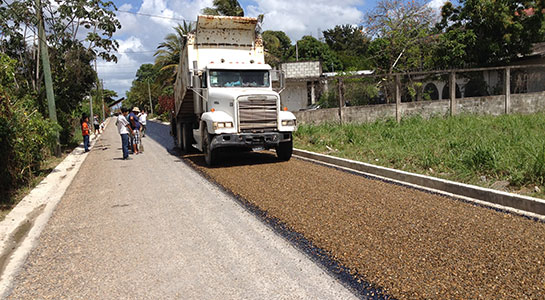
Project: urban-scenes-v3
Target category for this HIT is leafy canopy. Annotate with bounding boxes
[202,0,244,17]
[437,0,545,66]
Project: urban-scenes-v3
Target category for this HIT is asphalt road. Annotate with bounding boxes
[6,121,357,299]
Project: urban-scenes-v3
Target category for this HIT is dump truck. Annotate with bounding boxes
[172,15,296,166]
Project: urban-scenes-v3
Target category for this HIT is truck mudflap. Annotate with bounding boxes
[209,132,292,151]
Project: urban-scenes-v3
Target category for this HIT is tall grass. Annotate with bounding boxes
[294,113,545,195]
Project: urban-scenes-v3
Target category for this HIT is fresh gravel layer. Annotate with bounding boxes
[185,151,545,300]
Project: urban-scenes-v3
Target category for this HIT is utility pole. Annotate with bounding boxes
[147,80,154,116]
[94,59,99,121]
[36,0,61,156]
[89,93,93,124]
[101,79,105,121]
[295,41,298,61]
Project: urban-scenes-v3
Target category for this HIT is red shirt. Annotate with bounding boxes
[82,121,90,136]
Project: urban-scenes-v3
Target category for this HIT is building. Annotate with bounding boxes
[279,61,322,111]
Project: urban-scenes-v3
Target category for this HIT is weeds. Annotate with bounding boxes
[294,113,545,197]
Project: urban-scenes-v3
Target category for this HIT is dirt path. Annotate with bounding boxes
[6,120,357,299]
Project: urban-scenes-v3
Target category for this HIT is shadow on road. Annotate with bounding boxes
[146,121,284,168]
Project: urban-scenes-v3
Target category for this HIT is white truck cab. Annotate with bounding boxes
[172,15,296,166]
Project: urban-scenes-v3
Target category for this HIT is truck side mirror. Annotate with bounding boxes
[272,70,285,94]
[189,71,194,88]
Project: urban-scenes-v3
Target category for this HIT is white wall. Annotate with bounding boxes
[281,81,308,111]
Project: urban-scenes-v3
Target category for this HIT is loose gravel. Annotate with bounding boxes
[186,151,545,299]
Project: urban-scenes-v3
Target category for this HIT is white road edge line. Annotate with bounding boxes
[0,118,111,298]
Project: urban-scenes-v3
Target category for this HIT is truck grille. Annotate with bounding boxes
[238,96,278,132]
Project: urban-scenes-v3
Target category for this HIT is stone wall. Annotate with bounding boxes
[294,91,545,125]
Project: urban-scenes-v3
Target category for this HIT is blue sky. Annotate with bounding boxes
[98,0,446,97]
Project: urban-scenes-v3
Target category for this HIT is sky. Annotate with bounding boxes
[98,0,448,97]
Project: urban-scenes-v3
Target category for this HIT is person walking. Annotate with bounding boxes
[81,115,90,152]
[117,108,131,160]
[93,114,100,135]
[138,109,148,137]
[128,107,141,155]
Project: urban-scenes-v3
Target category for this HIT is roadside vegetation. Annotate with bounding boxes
[0,0,121,204]
[294,113,545,198]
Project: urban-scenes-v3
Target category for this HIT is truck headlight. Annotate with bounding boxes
[281,120,296,126]
[213,122,233,130]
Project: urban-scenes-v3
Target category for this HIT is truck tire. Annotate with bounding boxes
[175,120,183,149]
[182,123,194,153]
[202,125,217,166]
[276,140,293,161]
[170,116,178,144]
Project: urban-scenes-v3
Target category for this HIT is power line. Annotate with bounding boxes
[117,10,192,22]
[116,50,157,53]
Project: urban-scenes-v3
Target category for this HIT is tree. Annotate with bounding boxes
[0,0,121,63]
[262,30,291,66]
[48,41,97,144]
[436,0,545,67]
[125,80,161,112]
[323,25,368,53]
[323,25,371,71]
[135,64,160,83]
[202,0,244,17]
[289,36,342,72]
[365,0,435,73]
[154,22,194,84]
[0,0,121,145]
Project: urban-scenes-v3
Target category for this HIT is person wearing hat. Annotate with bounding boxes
[128,107,141,154]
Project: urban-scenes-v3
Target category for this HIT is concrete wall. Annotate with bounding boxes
[281,61,322,79]
[511,91,545,114]
[281,81,308,112]
[294,91,545,124]
[295,107,340,124]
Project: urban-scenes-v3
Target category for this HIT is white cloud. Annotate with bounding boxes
[98,36,150,96]
[428,0,447,10]
[100,0,364,96]
[247,0,364,41]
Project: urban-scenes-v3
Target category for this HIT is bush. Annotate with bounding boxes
[0,54,59,201]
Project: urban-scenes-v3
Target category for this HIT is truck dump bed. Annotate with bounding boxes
[174,15,265,118]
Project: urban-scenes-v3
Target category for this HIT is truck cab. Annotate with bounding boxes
[173,15,296,166]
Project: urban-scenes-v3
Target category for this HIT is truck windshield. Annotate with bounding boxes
[209,70,270,88]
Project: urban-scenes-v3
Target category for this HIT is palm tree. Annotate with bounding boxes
[202,0,244,16]
[154,21,195,84]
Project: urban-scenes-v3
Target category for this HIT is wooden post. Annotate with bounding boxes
[504,67,511,114]
[449,71,456,116]
[395,74,401,123]
[338,79,344,124]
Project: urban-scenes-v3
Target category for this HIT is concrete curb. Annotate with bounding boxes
[293,148,545,219]
[0,118,111,297]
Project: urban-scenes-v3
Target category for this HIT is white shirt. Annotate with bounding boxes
[138,113,147,125]
[117,114,130,135]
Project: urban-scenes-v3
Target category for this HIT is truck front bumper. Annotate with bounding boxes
[210,132,292,151]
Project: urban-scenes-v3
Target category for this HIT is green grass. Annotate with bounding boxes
[294,113,545,198]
